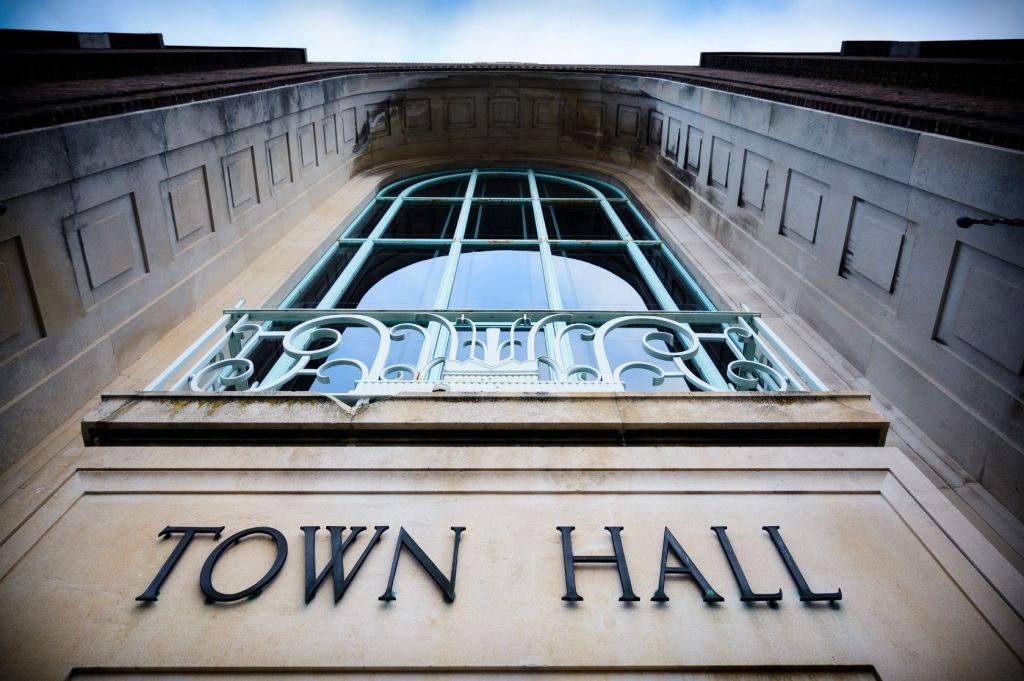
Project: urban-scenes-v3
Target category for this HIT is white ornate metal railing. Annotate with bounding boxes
[146,304,828,399]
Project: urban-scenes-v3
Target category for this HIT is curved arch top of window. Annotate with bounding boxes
[286,167,713,312]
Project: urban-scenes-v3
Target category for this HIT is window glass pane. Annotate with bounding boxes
[291,245,359,308]
[544,204,620,240]
[475,176,527,198]
[551,247,658,309]
[465,202,536,239]
[611,203,653,240]
[337,246,449,308]
[383,202,460,239]
[643,246,711,311]
[349,199,392,238]
[409,178,468,197]
[449,248,547,309]
[537,179,593,199]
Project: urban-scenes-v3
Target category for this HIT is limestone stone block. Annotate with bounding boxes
[265,132,293,192]
[297,122,318,174]
[840,198,909,296]
[780,170,827,246]
[739,150,770,212]
[161,166,214,253]
[62,194,148,308]
[221,147,259,219]
[488,97,518,129]
[403,98,431,133]
[685,126,703,174]
[935,242,1024,390]
[445,98,475,129]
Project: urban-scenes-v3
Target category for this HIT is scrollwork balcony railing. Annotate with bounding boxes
[146,306,828,400]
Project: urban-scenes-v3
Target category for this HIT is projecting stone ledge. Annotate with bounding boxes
[81,391,888,447]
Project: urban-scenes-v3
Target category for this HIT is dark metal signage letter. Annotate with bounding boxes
[711,526,782,603]
[302,525,388,603]
[557,526,640,602]
[651,527,723,603]
[763,525,842,603]
[378,526,465,603]
[200,527,288,602]
[136,526,224,602]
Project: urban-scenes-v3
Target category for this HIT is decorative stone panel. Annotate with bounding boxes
[366,103,390,137]
[616,105,640,140]
[0,236,43,359]
[709,137,733,190]
[780,170,827,245]
[647,111,663,149]
[666,118,681,160]
[935,242,1024,388]
[840,198,908,295]
[221,147,259,219]
[739,150,770,212]
[488,98,518,128]
[684,126,703,173]
[265,133,293,193]
[445,98,475,129]
[576,100,603,134]
[403,99,431,133]
[340,107,356,143]
[297,123,318,173]
[532,98,561,129]
[161,166,213,253]
[63,194,147,308]
[322,114,338,156]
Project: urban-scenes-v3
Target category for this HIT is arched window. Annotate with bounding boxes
[284,168,712,313]
[156,169,825,396]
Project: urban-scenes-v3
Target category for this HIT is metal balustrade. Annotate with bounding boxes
[146,307,828,400]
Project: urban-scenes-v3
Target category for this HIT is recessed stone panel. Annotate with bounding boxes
[709,137,733,190]
[533,98,561,129]
[340,107,356,143]
[265,133,292,192]
[740,151,770,212]
[403,99,431,133]
[685,126,703,173]
[446,98,475,129]
[648,111,663,149]
[322,114,338,156]
[576,100,603,134]
[366,103,390,138]
[666,118,681,160]
[0,236,43,357]
[488,98,518,128]
[616,105,640,140]
[780,170,827,245]
[161,166,213,252]
[936,243,1024,387]
[841,198,907,294]
[222,147,258,218]
[297,123,318,172]
[63,193,147,307]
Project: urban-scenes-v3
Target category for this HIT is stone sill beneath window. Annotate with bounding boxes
[81,391,888,447]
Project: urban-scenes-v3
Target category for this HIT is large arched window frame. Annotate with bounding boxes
[148,168,827,396]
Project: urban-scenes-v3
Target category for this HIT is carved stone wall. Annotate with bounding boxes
[0,70,1021,520]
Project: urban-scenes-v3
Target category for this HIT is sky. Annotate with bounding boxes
[1,0,1021,65]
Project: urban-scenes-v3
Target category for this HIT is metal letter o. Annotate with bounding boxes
[200,527,288,602]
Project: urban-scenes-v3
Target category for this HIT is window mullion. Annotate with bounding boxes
[432,169,478,310]
[600,198,729,390]
[417,170,479,381]
[529,169,573,378]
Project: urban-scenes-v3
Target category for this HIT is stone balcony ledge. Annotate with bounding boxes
[81,390,888,447]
